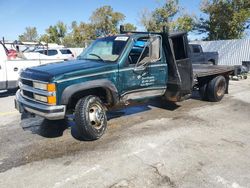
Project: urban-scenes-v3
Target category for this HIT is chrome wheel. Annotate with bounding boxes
[88,104,105,129]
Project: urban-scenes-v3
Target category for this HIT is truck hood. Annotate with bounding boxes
[20,60,113,82]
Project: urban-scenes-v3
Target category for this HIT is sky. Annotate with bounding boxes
[0,0,203,40]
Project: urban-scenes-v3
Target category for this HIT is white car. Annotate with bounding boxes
[35,48,75,61]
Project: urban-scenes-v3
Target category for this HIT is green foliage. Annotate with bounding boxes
[123,23,137,31]
[18,27,38,42]
[40,6,129,47]
[140,0,195,32]
[40,21,67,44]
[90,5,125,36]
[174,14,196,32]
[198,0,250,40]
[63,21,95,47]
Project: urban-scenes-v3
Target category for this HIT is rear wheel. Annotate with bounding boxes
[207,76,226,102]
[75,95,107,140]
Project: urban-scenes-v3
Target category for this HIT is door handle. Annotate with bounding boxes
[0,65,1,70]
[14,67,18,71]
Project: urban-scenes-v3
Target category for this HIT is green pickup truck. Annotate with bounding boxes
[15,26,234,140]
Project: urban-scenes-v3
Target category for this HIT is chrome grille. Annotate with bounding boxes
[20,79,33,87]
[20,78,35,100]
[19,78,55,105]
[22,90,33,99]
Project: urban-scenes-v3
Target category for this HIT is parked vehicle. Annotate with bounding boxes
[0,41,63,91]
[189,44,218,65]
[34,48,74,61]
[15,26,234,140]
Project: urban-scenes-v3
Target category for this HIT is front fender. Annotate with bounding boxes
[60,79,118,105]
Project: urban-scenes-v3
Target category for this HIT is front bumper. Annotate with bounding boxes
[15,90,66,120]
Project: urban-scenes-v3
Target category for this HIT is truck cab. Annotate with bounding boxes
[15,27,233,140]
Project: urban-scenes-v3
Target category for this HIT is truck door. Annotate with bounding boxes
[119,35,167,101]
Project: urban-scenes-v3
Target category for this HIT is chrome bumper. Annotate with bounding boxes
[15,90,66,120]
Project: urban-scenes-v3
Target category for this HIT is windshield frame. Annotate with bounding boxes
[77,35,131,63]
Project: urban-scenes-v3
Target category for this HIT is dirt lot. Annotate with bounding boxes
[0,78,250,188]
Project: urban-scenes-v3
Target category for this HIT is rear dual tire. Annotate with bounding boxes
[199,76,227,102]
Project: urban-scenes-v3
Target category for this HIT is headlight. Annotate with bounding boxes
[33,94,56,104]
[33,82,47,90]
[34,94,47,103]
[33,82,56,92]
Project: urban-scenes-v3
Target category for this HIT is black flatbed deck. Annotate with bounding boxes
[193,64,234,79]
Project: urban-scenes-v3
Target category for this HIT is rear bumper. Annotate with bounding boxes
[15,90,66,120]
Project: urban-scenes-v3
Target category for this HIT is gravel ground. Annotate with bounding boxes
[0,79,249,188]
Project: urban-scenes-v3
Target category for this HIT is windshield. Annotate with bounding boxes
[78,36,129,62]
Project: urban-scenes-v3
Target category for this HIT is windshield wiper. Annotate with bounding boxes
[89,53,106,62]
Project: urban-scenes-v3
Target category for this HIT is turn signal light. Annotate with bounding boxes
[47,83,56,92]
[47,96,56,104]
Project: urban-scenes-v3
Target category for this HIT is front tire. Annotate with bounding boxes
[207,76,226,102]
[75,95,107,140]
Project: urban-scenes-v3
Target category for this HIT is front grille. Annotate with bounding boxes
[20,78,50,104]
[21,79,33,87]
[23,90,34,99]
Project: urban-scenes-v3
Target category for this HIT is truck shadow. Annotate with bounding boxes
[20,117,69,138]
[20,98,180,140]
[71,98,181,141]
[107,98,180,120]
[191,91,203,100]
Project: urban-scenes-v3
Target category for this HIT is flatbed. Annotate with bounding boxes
[193,64,234,78]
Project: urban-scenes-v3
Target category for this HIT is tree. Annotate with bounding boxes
[40,21,67,44]
[140,0,195,32]
[90,5,125,36]
[19,27,38,42]
[197,0,250,40]
[174,14,196,32]
[123,23,137,31]
[63,21,95,47]
[39,6,135,47]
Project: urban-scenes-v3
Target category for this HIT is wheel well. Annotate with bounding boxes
[208,59,215,65]
[67,87,114,110]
